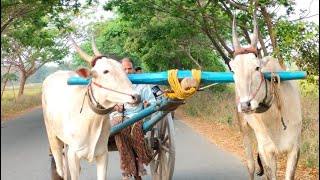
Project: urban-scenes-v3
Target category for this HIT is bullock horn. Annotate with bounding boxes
[68,33,93,63]
[232,15,241,50]
[250,9,259,48]
[92,33,102,56]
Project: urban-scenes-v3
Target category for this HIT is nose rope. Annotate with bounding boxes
[92,81,134,98]
[248,73,264,102]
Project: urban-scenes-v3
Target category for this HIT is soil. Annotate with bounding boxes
[175,108,319,180]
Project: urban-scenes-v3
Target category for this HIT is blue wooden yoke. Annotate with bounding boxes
[68,70,306,136]
[67,71,307,86]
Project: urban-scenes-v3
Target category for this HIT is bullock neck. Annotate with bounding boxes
[84,82,115,115]
[255,78,274,113]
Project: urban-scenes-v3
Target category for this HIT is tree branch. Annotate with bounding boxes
[261,7,283,62]
[179,45,202,69]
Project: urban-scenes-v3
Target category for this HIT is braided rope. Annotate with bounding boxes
[164,69,201,99]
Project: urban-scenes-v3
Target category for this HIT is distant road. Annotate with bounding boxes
[1,107,262,180]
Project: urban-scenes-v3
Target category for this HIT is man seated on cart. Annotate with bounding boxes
[110,57,161,179]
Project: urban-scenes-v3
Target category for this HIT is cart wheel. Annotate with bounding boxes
[149,112,175,180]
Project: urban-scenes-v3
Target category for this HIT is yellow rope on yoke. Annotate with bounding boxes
[164,69,201,100]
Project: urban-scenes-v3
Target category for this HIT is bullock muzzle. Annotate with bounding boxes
[240,101,253,113]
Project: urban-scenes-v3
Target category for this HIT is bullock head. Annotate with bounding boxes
[229,11,269,113]
[69,34,140,108]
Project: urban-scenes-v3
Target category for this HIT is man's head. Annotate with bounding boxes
[135,67,142,74]
[120,58,134,74]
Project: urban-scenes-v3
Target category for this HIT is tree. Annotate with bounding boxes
[1,0,98,96]
[1,20,68,97]
[1,0,89,34]
[1,65,18,99]
[104,0,319,77]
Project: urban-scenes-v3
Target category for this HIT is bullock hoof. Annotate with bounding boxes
[51,157,64,180]
[138,168,147,176]
[122,171,132,180]
[256,168,264,176]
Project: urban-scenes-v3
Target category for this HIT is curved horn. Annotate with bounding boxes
[250,9,259,48]
[232,15,241,51]
[68,33,93,63]
[92,33,102,56]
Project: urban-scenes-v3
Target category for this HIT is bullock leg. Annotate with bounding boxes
[47,135,64,179]
[67,148,81,180]
[256,153,264,176]
[236,112,256,180]
[258,144,278,180]
[95,152,108,180]
[285,148,300,180]
[51,155,64,180]
[242,132,256,180]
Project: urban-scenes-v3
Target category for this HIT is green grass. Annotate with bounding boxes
[2,83,42,101]
[1,83,42,120]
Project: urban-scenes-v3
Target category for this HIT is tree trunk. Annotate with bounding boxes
[18,73,27,97]
[1,65,12,99]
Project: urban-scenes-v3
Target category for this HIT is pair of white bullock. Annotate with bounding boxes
[43,12,302,180]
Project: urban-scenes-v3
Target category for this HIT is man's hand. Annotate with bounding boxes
[113,104,124,113]
[143,101,151,108]
[111,116,128,126]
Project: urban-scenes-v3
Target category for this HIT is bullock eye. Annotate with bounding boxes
[255,67,260,71]
[103,70,109,74]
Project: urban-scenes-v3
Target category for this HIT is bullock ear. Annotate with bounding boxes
[76,67,91,79]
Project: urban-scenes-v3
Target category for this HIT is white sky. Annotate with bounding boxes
[277,0,319,24]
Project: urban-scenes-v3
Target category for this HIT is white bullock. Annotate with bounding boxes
[230,11,302,180]
[42,34,140,180]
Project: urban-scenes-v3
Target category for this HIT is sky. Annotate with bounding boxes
[277,0,319,25]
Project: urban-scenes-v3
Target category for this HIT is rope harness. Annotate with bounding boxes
[164,69,201,100]
[79,80,135,115]
[269,73,286,130]
[252,72,286,130]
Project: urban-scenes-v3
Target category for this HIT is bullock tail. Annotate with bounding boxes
[256,153,264,176]
[50,155,64,180]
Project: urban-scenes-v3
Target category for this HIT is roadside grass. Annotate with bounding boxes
[2,83,42,100]
[1,83,42,121]
[182,83,319,169]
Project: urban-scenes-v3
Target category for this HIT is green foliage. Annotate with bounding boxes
[103,0,318,78]
[1,73,18,83]
[82,14,226,72]
[276,21,319,79]
[299,79,319,97]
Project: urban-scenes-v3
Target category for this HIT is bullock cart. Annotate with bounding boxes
[67,70,306,180]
